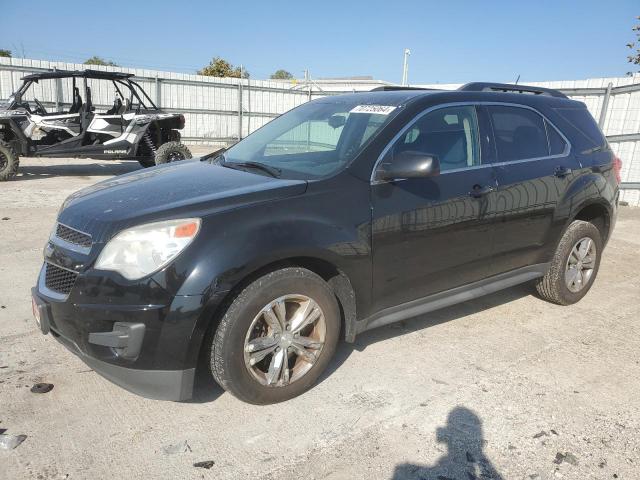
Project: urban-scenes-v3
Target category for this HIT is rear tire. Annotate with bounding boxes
[137,158,155,168]
[536,220,602,305]
[0,140,19,181]
[154,141,192,165]
[210,268,340,404]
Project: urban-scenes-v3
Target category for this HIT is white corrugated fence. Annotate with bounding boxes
[1,57,639,205]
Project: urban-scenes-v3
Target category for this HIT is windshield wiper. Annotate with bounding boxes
[223,161,281,178]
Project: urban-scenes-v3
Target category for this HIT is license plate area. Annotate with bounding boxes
[31,289,51,335]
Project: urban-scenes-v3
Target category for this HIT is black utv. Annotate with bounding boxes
[0,69,192,180]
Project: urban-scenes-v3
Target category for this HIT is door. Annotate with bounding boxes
[483,105,579,275]
[371,105,499,312]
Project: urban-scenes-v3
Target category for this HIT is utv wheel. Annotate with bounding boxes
[0,140,19,181]
[536,220,602,305]
[210,268,340,404]
[154,141,192,165]
[137,158,156,168]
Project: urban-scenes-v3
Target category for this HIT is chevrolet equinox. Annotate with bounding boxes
[32,83,620,404]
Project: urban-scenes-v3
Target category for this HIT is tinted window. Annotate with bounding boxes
[390,105,481,172]
[224,99,399,179]
[489,106,549,161]
[554,107,606,151]
[546,120,567,155]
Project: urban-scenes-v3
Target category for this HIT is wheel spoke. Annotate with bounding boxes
[292,301,321,333]
[577,239,592,260]
[569,247,580,265]
[565,266,580,289]
[246,335,278,353]
[582,254,595,266]
[266,348,285,385]
[262,307,282,334]
[293,335,324,350]
[274,299,287,329]
[281,350,290,386]
[249,344,277,366]
[291,343,317,364]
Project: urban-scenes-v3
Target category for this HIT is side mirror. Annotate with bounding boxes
[377,150,440,181]
[328,114,346,129]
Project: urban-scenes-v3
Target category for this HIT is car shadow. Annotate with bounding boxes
[318,283,535,386]
[14,161,141,181]
[187,283,534,404]
[391,406,504,480]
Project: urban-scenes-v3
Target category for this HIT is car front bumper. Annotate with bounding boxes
[31,270,206,401]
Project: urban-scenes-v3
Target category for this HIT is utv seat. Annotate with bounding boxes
[69,87,83,114]
[106,98,122,115]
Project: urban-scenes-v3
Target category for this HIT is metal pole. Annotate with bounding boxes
[305,69,311,101]
[155,76,161,108]
[598,82,613,129]
[237,65,243,140]
[53,67,61,112]
[247,75,251,135]
[401,49,411,86]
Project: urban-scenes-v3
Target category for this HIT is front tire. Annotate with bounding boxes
[536,220,603,305]
[154,141,192,165]
[210,268,340,404]
[0,140,19,181]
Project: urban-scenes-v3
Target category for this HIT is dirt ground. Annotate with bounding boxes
[1,154,639,480]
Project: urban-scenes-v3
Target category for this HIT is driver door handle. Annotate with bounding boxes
[469,184,494,198]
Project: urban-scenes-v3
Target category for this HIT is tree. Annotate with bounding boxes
[84,56,118,67]
[0,49,11,58]
[270,69,294,80]
[198,57,248,78]
[627,16,640,72]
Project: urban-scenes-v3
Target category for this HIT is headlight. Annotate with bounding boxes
[95,218,201,280]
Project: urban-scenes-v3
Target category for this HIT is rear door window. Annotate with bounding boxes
[488,106,549,162]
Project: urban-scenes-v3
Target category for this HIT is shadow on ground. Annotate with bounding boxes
[391,406,504,480]
[318,283,534,386]
[15,161,141,181]
[189,284,534,404]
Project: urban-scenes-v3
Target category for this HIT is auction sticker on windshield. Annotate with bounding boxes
[350,105,397,115]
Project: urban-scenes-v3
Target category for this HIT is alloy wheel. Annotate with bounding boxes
[243,294,326,387]
[565,236,597,293]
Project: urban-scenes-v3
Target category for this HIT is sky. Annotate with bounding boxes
[1,0,638,84]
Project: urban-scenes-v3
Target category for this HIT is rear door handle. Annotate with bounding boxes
[469,184,494,198]
[554,166,572,178]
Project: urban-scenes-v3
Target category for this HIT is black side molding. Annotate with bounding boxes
[360,263,550,333]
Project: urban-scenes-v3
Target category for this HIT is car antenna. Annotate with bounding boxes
[514,74,521,85]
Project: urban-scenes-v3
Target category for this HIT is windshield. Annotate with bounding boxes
[223,98,400,179]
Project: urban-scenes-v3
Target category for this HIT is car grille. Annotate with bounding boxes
[55,223,92,249]
[44,263,78,295]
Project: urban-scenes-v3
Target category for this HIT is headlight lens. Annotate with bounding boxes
[95,218,201,280]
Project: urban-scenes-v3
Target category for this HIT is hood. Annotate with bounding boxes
[58,159,307,241]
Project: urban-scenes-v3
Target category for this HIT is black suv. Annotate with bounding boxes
[32,83,620,404]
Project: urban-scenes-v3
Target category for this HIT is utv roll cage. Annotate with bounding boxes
[11,69,159,112]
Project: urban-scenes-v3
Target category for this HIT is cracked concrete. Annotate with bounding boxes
[1,154,639,479]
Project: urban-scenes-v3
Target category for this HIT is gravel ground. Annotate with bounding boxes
[1,154,639,480]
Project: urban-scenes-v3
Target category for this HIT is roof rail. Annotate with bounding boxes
[370,86,438,92]
[458,82,567,98]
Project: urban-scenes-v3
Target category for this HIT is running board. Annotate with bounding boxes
[361,264,549,333]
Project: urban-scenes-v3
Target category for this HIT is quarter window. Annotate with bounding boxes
[546,120,567,155]
[389,105,481,172]
[488,106,549,162]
